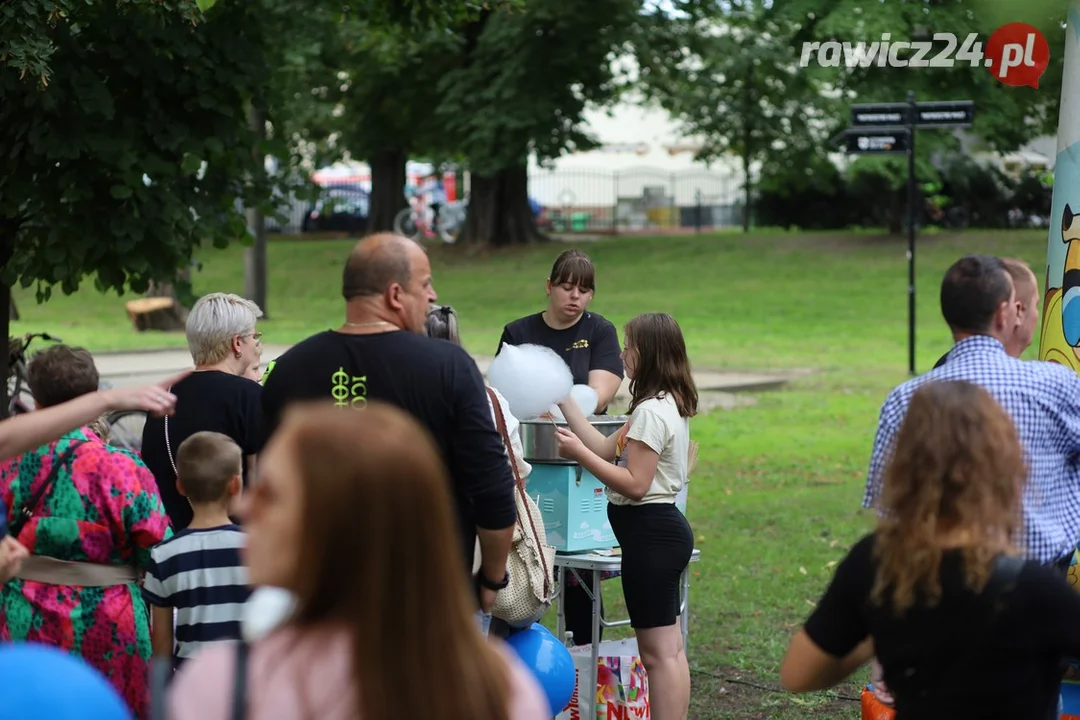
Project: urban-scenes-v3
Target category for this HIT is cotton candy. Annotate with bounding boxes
[549,384,599,421]
[487,343,574,421]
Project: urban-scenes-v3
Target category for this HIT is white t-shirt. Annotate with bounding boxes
[487,385,532,480]
[609,394,689,506]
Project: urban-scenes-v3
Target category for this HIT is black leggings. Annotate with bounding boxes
[564,575,604,646]
[608,502,694,629]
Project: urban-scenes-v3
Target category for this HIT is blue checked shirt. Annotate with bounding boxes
[863,335,1080,564]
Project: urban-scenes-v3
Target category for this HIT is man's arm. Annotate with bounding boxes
[450,352,517,605]
[863,395,901,511]
[0,371,190,462]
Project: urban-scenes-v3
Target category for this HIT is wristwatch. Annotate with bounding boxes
[476,570,511,591]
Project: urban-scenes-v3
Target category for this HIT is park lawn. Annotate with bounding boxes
[11,228,1053,717]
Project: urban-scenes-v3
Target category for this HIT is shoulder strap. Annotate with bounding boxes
[163,386,178,477]
[486,387,551,598]
[11,441,83,539]
[231,640,249,720]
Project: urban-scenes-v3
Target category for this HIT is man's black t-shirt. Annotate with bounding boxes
[804,534,1080,719]
[497,312,623,410]
[141,371,263,531]
[258,330,516,573]
[933,351,950,369]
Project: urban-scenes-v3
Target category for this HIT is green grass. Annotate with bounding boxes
[11,228,1055,717]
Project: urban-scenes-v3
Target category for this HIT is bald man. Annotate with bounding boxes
[258,234,516,613]
[933,257,1040,368]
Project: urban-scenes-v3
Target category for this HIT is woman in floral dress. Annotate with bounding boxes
[0,345,171,719]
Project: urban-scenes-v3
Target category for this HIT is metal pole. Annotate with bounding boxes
[906,90,917,376]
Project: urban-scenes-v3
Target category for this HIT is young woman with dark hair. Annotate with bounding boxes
[555,312,698,720]
[497,249,626,647]
[781,380,1080,719]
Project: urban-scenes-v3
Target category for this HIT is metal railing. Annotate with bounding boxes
[251,165,743,236]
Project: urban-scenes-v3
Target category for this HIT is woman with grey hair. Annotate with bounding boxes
[140,292,265,530]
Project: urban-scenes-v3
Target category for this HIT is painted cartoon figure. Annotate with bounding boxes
[1040,204,1080,371]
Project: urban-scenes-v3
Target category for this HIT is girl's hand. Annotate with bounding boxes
[555,427,586,462]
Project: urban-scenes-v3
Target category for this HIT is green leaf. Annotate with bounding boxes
[196,0,218,12]
[180,153,203,176]
[110,185,133,200]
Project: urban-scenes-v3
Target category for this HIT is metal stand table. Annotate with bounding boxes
[553,548,701,719]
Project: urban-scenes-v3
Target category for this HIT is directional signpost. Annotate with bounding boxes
[833,92,974,376]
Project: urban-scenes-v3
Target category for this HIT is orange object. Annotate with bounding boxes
[861,688,896,720]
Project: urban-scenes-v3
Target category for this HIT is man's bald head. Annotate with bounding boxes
[342,233,421,300]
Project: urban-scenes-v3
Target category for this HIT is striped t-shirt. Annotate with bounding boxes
[142,525,251,662]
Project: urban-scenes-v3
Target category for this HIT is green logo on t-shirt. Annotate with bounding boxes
[331,367,368,409]
[261,360,276,386]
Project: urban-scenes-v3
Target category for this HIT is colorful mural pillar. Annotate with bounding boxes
[1039,3,1080,371]
[1041,6,1080,718]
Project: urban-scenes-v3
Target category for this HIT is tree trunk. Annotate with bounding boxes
[0,229,15,419]
[368,148,408,233]
[459,165,544,247]
[8,292,17,321]
[130,280,189,331]
[741,151,752,233]
[245,102,268,318]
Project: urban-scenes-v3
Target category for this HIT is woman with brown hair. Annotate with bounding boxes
[167,401,548,719]
[555,312,698,720]
[780,380,1080,719]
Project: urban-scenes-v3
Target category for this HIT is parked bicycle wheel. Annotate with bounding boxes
[393,207,420,239]
[104,410,147,453]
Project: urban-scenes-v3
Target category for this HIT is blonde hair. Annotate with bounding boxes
[186,293,263,366]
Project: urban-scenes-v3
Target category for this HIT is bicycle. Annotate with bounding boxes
[7,332,62,416]
[393,190,466,244]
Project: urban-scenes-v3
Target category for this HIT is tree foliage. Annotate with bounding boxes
[636,0,835,229]
[433,0,641,245]
[0,0,272,300]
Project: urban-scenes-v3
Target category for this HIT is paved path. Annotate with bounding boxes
[93,344,800,395]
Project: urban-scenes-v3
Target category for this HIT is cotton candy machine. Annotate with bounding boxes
[520,415,627,553]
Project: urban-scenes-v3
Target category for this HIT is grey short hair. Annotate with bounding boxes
[186,293,264,366]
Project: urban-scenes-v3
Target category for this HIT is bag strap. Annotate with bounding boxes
[231,640,249,720]
[486,388,551,599]
[11,441,83,539]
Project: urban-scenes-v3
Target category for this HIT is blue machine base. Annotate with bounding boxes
[528,463,618,553]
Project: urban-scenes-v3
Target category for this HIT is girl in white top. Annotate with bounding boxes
[555,312,697,720]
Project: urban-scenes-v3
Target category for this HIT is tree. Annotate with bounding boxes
[437,0,642,246]
[0,0,273,416]
[779,0,1067,230]
[635,0,833,232]
[310,22,461,232]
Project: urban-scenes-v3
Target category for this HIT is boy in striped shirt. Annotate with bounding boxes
[143,431,251,670]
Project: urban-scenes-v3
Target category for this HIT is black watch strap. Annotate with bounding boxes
[477,570,510,591]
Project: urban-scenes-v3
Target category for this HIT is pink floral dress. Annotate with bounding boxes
[0,428,171,719]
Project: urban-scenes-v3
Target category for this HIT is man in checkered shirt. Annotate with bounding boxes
[863,254,1080,710]
[863,254,1080,572]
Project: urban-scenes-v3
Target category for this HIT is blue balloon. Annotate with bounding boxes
[0,642,132,719]
[506,624,576,716]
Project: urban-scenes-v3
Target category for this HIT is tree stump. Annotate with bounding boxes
[125,297,187,332]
